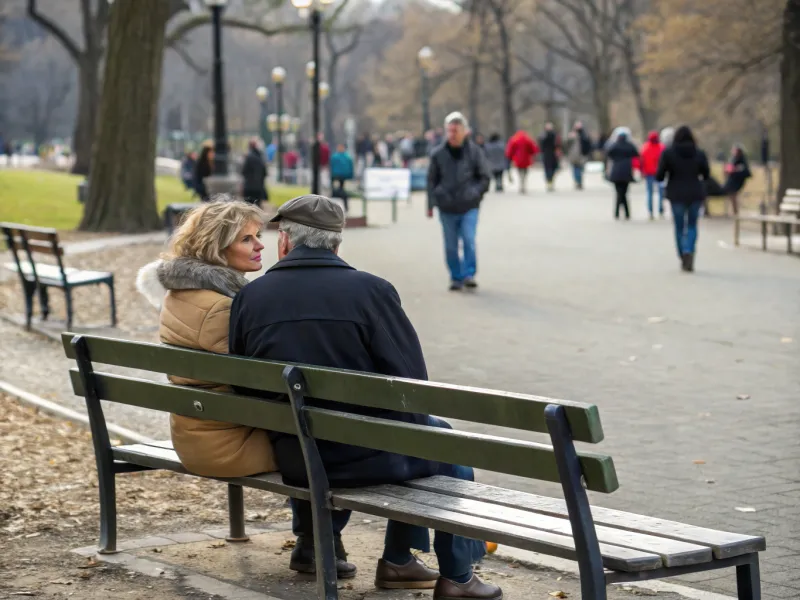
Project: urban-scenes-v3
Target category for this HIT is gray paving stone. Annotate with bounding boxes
[163,531,214,544]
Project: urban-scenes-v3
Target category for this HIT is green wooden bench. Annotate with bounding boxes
[2,223,116,330]
[62,333,765,600]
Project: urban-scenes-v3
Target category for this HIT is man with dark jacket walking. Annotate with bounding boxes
[229,195,500,600]
[427,112,491,291]
[241,138,268,205]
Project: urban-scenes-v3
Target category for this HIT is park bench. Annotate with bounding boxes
[2,224,116,330]
[163,203,199,234]
[62,332,766,600]
[734,189,800,253]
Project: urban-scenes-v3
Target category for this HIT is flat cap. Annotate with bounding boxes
[269,194,345,232]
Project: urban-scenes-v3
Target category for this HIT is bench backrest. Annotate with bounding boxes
[1,222,66,282]
[62,333,619,494]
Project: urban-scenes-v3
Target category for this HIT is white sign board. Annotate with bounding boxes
[364,168,411,201]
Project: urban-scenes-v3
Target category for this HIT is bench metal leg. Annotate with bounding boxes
[736,554,761,600]
[64,287,74,330]
[71,336,119,554]
[107,278,117,327]
[546,405,607,600]
[22,280,35,330]
[762,221,767,251]
[38,284,49,321]
[284,366,338,600]
[788,225,793,254]
[226,484,249,542]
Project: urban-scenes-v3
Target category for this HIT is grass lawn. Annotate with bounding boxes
[0,169,308,231]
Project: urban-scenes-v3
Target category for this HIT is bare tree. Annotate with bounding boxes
[324,25,363,143]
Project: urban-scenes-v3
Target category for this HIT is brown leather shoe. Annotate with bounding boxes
[434,574,503,599]
[374,557,439,589]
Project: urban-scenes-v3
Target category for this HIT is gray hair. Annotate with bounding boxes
[278,219,342,251]
[444,111,469,130]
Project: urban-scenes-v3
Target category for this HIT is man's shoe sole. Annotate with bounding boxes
[375,579,437,590]
[289,561,357,579]
[434,593,503,600]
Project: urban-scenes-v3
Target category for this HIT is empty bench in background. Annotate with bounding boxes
[62,333,766,600]
[2,223,116,330]
[734,189,800,253]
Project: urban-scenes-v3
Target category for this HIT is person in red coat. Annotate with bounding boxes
[505,130,539,194]
[640,131,665,219]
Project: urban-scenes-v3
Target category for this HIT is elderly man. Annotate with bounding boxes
[427,112,491,291]
[229,195,501,600]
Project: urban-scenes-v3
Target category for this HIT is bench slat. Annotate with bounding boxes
[5,262,111,285]
[8,239,62,256]
[68,370,618,492]
[735,214,798,224]
[61,333,604,443]
[332,490,662,572]
[112,443,310,500]
[407,477,765,559]
[369,485,711,567]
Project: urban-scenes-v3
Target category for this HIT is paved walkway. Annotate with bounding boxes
[1,171,798,598]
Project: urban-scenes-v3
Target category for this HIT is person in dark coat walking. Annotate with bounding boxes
[656,125,710,272]
[723,144,751,216]
[229,195,500,600]
[194,145,214,201]
[483,133,507,192]
[240,139,268,205]
[606,130,639,220]
[427,112,492,291]
[539,122,561,191]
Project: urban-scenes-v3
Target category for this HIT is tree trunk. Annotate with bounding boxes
[592,69,612,137]
[468,56,481,134]
[325,60,338,145]
[779,0,800,205]
[498,25,516,136]
[71,56,100,176]
[80,0,169,232]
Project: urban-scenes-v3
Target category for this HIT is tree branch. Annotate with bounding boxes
[27,0,82,62]
[168,40,208,75]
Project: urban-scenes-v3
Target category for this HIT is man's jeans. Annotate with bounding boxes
[572,164,584,187]
[671,201,701,257]
[645,175,664,215]
[291,417,485,582]
[439,208,479,283]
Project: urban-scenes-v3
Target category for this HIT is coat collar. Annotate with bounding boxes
[267,245,355,272]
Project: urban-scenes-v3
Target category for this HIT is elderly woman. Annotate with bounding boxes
[136,199,276,478]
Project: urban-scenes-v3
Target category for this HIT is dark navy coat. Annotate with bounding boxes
[229,245,436,488]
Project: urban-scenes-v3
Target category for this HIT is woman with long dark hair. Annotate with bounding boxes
[656,126,710,272]
[723,144,752,216]
[194,145,214,201]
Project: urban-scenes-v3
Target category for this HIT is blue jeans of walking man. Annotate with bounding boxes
[439,208,479,287]
[645,175,664,216]
[572,163,584,189]
[671,201,701,257]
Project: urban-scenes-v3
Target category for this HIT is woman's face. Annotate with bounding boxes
[224,221,264,272]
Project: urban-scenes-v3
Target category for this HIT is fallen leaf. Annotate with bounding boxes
[281,539,296,550]
[692,460,706,465]
[209,541,226,549]
[736,394,751,400]
[186,553,197,559]
[706,479,716,484]
[49,579,72,585]
[78,571,93,580]
[152,548,162,553]
[78,558,101,569]
[735,507,756,513]
[556,576,563,581]
[549,592,568,598]
[25,532,41,538]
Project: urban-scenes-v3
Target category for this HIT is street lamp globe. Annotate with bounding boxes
[281,114,292,132]
[271,66,287,84]
[418,46,434,70]
[290,0,312,7]
[306,61,316,80]
[319,82,330,99]
[203,0,227,6]
[267,114,279,132]
[255,86,269,102]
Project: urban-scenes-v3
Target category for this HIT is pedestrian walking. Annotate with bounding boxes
[640,131,666,219]
[723,144,752,217]
[427,112,491,291]
[194,144,214,201]
[180,151,197,192]
[656,125,710,272]
[606,129,639,220]
[330,143,354,212]
[483,133,508,192]
[241,138,268,206]
[566,121,592,190]
[505,129,539,194]
[539,122,561,191]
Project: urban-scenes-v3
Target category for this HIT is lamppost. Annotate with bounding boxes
[418,46,434,134]
[207,0,228,177]
[292,0,334,194]
[272,66,287,183]
[256,85,270,148]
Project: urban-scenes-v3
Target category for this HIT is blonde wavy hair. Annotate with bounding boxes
[165,197,266,266]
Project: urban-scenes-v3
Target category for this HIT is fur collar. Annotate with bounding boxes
[136,257,248,310]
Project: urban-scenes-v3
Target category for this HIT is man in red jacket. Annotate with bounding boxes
[640,131,665,219]
[505,130,539,194]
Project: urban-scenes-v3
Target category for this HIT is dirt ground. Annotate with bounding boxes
[0,394,290,599]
